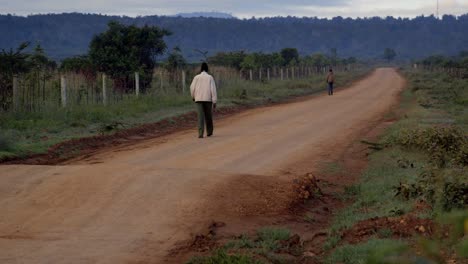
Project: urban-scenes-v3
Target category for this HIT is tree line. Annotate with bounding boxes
[415,51,468,70]
[0,13,467,61]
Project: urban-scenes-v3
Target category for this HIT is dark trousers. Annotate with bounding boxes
[196,102,213,137]
[328,82,334,95]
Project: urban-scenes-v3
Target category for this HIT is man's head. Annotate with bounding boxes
[329,68,333,72]
[201,62,209,73]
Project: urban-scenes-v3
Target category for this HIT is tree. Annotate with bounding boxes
[60,55,97,81]
[0,42,31,110]
[28,44,56,104]
[209,51,246,70]
[280,48,299,66]
[383,48,397,62]
[461,57,468,70]
[89,21,170,90]
[345,56,357,64]
[29,44,56,71]
[0,42,31,76]
[164,46,187,71]
[309,53,330,71]
[459,50,468,58]
[240,54,258,70]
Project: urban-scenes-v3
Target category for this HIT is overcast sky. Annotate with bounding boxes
[1,0,467,18]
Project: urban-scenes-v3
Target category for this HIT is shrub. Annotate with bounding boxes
[0,131,15,152]
[386,126,468,167]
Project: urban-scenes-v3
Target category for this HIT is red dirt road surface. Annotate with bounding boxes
[0,68,405,263]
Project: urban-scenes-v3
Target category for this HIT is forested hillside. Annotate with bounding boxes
[0,13,467,61]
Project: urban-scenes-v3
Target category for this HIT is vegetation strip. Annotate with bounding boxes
[325,65,467,263]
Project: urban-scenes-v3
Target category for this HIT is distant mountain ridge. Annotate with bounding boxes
[173,12,235,19]
[0,13,467,61]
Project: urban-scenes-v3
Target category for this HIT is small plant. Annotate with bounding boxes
[98,121,126,135]
[199,227,297,264]
[186,249,262,264]
[224,235,256,250]
[393,182,424,200]
[304,214,315,223]
[442,182,468,211]
[344,185,361,196]
[0,132,15,152]
[256,227,290,246]
[323,235,341,251]
[377,228,393,238]
[389,207,405,216]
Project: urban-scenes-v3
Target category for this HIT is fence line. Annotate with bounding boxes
[413,64,467,78]
[2,64,355,112]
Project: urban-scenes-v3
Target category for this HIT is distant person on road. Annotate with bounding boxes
[190,62,218,138]
[326,68,335,96]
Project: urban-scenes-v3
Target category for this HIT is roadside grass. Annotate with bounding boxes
[0,69,369,160]
[187,227,297,264]
[329,147,427,233]
[323,69,468,263]
[319,161,344,175]
[326,239,408,264]
[186,250,262,264]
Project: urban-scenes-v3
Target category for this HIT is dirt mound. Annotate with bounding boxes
[292,173,324,203]
[206,174,296,217]
[169,221,226,258]
[341,215,435,244]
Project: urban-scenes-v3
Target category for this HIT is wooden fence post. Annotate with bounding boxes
[249,69,253,81]
[280,68,284,80]
[102,73,107,105]
[267,68,270,81]
[181,70,186,93]
[12,75,19,111]
[292,67,295,80]
[160,70,163,91]
[135,72,140,97]
[259,68,262,80]
[60,75,67,107]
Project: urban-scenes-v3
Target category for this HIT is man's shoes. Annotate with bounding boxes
[198,135,204,138]
[207,133,213,137]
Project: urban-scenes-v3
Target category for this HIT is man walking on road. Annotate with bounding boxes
[326,68,335,95]
[190,62,218,138]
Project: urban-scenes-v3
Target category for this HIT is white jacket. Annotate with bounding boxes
[190,71,217,103]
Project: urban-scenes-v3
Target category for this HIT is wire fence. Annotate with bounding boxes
[412,64,468,78]
[2,64,355,113]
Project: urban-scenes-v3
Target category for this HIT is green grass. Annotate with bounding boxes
[319,161,344,174]
[224,235,256,250]
[326,239,408,264]
[191,227,294,264]
[323,68,468,262]
[0,68,369,160]
[328,148,426,234]
[187,250,263,264]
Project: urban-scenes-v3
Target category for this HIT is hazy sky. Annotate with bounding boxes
[1,0,467,18]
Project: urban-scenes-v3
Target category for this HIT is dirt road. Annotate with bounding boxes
[0,68,405,263]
